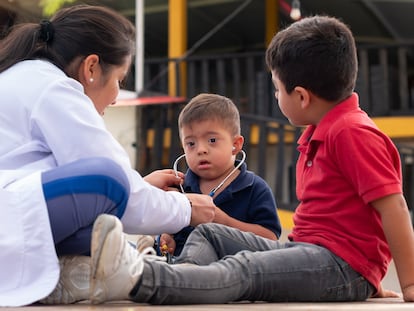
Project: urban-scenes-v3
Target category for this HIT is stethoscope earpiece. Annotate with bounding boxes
[172,154,186,193]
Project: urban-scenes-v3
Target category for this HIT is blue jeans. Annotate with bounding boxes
[42,157,130,256]
[131,223,374,304]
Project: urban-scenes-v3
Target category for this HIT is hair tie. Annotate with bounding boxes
[39,20,55,43]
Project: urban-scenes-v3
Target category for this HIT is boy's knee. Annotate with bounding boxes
[194,223,221,236]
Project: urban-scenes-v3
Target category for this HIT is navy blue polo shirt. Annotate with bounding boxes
[173,160,281,256]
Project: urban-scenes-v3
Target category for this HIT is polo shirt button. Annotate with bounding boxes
[306,160,312,167]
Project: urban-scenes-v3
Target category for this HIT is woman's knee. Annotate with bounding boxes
[76,157,130,217]
[42,157,130,216]
[77,157,129,191]
[43,157,129,192]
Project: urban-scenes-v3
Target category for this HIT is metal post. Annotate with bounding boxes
[135,0,144,94]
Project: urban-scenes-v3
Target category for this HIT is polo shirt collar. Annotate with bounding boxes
[183,160,252,196]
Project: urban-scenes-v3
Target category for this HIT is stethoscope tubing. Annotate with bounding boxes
[172,150,246,197]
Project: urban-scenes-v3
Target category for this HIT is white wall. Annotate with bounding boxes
[103,106,137,166]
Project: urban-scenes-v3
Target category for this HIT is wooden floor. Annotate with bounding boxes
[4,223,412,310]
[2,298,412,311]
[2,260,410,310]
[3,262,408,310]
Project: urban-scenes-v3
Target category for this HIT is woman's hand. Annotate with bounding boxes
[185,193,216,226]
[144,169,184,191]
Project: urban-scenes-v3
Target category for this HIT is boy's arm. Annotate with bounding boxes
[213,207,277,240]
[371,193,414,302]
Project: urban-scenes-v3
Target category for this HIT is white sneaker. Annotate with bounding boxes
[136,235,155,253]
[90,214,163,304]
[39,255,90,304]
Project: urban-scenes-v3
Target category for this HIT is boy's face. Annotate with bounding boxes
[271,70,306,127]
[180,119,241,182]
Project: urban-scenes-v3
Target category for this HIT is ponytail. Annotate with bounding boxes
[0,23,43,73]
[0,5,135,76]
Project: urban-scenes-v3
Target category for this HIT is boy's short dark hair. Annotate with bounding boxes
[265,15,357,102]
[178,93,241,137]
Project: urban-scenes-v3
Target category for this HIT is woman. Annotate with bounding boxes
[0,5,215,306]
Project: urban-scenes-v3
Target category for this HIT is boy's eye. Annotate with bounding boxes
[208,138,216,143]
[186,141,195,147]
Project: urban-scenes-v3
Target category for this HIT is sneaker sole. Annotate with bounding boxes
[90,214,118,281]
[90,214,123,304]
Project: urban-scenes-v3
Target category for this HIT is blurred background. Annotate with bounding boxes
[1,0,413,222]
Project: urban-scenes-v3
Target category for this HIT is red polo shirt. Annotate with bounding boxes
[289,93,402,290]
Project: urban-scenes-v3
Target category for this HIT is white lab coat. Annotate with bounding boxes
[0,60,191,306]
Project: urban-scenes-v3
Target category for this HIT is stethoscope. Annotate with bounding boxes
[173,149,247,197]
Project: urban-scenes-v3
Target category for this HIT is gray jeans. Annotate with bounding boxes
[131,223,374,304]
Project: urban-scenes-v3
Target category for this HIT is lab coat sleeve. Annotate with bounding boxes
[121,175,192,234]
[31,77,191,234]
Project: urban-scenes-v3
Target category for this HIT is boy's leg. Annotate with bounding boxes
[176,223,281,265]
[134,242,374,304]
[91,217,374,304]
[42,157,130,255]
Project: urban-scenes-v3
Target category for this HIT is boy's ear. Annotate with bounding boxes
[294,86,311,109]
[232,135,244,154]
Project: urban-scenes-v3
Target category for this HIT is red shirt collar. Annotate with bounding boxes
[298,93,359,146]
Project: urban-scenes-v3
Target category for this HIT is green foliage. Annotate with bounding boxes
[40,0,77,17]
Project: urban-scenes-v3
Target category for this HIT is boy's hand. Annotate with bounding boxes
[144,169,184,191]
[159,233,176,254]
[371,283,401,299]
[402,284,414,302]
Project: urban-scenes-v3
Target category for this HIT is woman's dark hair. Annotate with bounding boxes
[0,5,135,77]
[265,15,357,102]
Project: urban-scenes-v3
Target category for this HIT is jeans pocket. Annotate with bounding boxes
[322,275,373,301]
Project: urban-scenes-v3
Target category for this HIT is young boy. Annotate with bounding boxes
[90,15,414,303]
[157,93,281,257]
